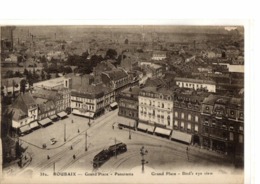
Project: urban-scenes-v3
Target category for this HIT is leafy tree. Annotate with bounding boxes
[124,39,129,44]
[41,70,45,80]
[23,69,29,77]
[20,79,27,94]
[5,70,14,78]
[105,49,117,59]
[46,73,51,79]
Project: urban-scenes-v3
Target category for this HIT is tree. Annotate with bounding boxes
[41,70,45,80]
[5,70,14,78]
[20,79,26,94]
[46,73,51,79]
[124,39,129,44]
[105,49,117,59]
[23,69,29,77]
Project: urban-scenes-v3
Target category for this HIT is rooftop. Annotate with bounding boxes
[175,77,216,85]
[102,69,128,81]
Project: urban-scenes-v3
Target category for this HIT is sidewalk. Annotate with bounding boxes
[118,126,233,163]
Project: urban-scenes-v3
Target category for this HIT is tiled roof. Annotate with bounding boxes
[102,69,128,81]
[121,86,141,96]
[12,108,27,121]
[141,86,173,96]
[71,83,110,99]
[12,92,36,115]
[32,88,60,101]
[175,77,216,85]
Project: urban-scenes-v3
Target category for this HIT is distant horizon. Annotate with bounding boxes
[1,25,244,35]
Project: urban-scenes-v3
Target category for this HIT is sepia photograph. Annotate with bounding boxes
[0,25,245,183]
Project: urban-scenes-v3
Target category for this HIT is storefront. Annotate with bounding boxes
[171,130,192,144]
[72,109,95,119]
[154,127,172,138]
[117,116,136,129]
[137,122,155,133]
[29,121,40,130]
[110,102,118,110]
[19,125,31,136]
[57,111,68,119]
[49,114,59,121]
[38,118,53,127]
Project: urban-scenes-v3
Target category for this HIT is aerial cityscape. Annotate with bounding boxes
[1,25,244,179]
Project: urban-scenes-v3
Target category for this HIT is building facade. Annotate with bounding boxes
[70,84,115,118]
[138,87,174,130]
[118,86,140,120]
[173,90,209,145]
[200,94,244,157]
[175,77,216,93]
[11,92,38,129]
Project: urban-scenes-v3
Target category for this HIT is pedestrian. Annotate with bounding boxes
[71,146,73,150]
[73,155,76,159]
[78,129,80,133]
[112,125,114,130]
[88,122,91,127]
[47,155,50,160]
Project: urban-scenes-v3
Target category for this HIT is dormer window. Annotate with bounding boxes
[206,106,209,111]
[230,110,235,115]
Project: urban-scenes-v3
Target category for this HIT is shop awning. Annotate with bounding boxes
[154,127,171,136]
[19,125,31,133]
[30,121,40,129]
[171,130,192,144]
[117,116,136,127]
[137,123,155,132]
[57,111,68,118]
[49,114,58,120]
[38,118,52,126]
[72,109,95,118]
[110,102,118,108]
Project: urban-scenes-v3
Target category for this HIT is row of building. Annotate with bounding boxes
[118,85,244,158]
[7,67,137,134]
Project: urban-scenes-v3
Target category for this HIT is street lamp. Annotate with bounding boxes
[129,122,131,140]
[64,123,66,142]
[140,146,148,173]
[85,131,88,151]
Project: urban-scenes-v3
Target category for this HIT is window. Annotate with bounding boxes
[175,111,178,117]
[174,120,178,127]
[153,110,155,116]
[239,126,243,132]
[195,115,199,122]
[187,123,191,130]
[162,103,164,108]
[239,135,243,143]
[195,125,198,132]
[167,116,170,126]
[181,113,185,119]
[188,114,191,121]
[230,132,234,141]
[181,122,184,129]
[158,102,160,107]
[229,126,234,131]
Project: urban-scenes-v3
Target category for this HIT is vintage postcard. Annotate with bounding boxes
[0,25,245,183]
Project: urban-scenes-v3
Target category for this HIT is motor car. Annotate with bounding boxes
[50,138,57,145]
